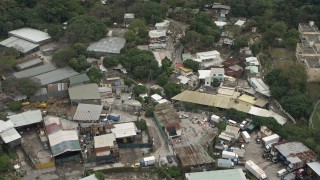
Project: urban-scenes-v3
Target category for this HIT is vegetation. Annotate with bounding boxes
[164,83,181,99]
[125,19,149,46]
[183,59,200,72]
[103,56,119,68]
[135,118,147,131]
[132,85,148,95]
[87,67,103,84]
[155,166,184,179]
[8,101,22,112]
[3,77,41,96]
[145,107,154,117]
[156,73,169,87]
[0,146,11,174]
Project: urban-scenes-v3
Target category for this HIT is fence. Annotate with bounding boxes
[117,143,153,149]
[55,154,81,165]
[273,99,296,124]
[84,154,118,164]
[153,113,169,145]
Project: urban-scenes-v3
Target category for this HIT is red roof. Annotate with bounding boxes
[175,63,183,69]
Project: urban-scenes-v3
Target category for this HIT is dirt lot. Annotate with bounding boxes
[104,172,160,180]
[245,131,286,180]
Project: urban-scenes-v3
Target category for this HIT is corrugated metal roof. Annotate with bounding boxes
[275,142,317,162]
[0,36,39,53]
[0,120,21,143]
[68,83,100,100]
[307,162,320,176]
[48,130,81,157]
[111,122,137,138]
[185,169,246,180]
[87,37,126,54]
[13,63,57,78]
[73,103,103,121]
[33,67,79,86]
[79,174,98,180]
[16,58,42,70]
[175,144,215,167]
[238,94,255,104]
[8,110,42,128]
[69,73,90,86]
[9,28,51,43]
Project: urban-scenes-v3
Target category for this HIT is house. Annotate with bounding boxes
[248,78,270,97]
[124,13,134,26]
[151,94,162,102]
[94,133,119,157]
[211,3,230,19]
[87,37,126,55]
[111,122,139,142]
[245,57,260,66]
[194,50,222,68]
[68,83,101,105]
[47,83,69,98]
[0,120,21,148]
[0,28,51,54]
[178,66,193,76]
[235,20,246,28]
[155,20,170,31]
[73,103,103,122]
[149,30,166,39]
[69,73,90,87]
[185,169,246,180]
[198,67,225,86]
[221,31,234,46]
[296,21,320,82]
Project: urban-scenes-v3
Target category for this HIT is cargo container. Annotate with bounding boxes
[217,158,234,168]
[245,160,267,180]
[222,151,238,159]
[241,131,251,143]
[262,134,280,146]
[210,114,220,123]
[140,156,156,167]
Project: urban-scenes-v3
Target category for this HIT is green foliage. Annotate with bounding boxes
[3,78,41,96]
[234,36,249,50]
[184,103,197,112]
[69,55,90,72]
[161,59,174,75]
[133,85,148,95]
[225,108,248,120]
[52,47,77,67]
[103,57,119,68]
[8,101,22,112]
[217,121,227,133]
[65,15,107,43]
[211,79,220,87]
[145,107,154,117]
[135,96,144,103]
[124,78,134,87]
[156,73,169,87]
[280,90,312,119]
[0,155,11,173]
[183,59,199,72]
[87,67,103,84]
[47,24,64,41]
[126,19,148,45]
[128,1,167,24]
[135,118,147,131]
[156,166,183,178]
[95,171,104,180]
[164,83,181,99]
[251,42,261,56]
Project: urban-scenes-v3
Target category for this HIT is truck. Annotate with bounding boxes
[210,114,220,124]
[245,160,267,180]
[140,156,156,167]
[262,134,280,146]
[107,114,120,121]
[241,131,251,143]
[217,158,234,168]
[222,151,238,160]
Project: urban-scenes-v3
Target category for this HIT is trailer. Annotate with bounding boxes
[245,160,267,180]
[241,131,251,143]
[210,114,220,123]
[140,156,156,167]
[107,114,121,121]
[217,158,234,168]
[222,151,238,159]
[262,134,280,145]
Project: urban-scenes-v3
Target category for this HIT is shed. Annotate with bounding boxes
[0,120,21,148]
[73,103,103,122]
[0,37,39,54]
[47,83,68,98]
[69,73,90,87]
[13,63,57,79]
[87,37,126,54]
[33,67,79,86]
[111,122,138,139]
[7,110,42,128]
[68,83,101,105]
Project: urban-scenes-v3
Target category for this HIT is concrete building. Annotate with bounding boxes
[248,78,271,97]
[69,73,90,87]
[68,83,101,105]
[185,169,246,180]
[124,13,135,26]
[194,50,222,68]
[87,37,126,55]
[178,66,193,76]
[296,21,320,82]
[198,67,225,86]
[0,120,21,148]
[111,122,139,142]
[245,57,260,66]
[155,20,170,31]
[94,133,118,157]
[211,3,230,20]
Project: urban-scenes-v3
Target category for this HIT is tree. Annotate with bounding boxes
[0,155,11,173]
[164,83,181,99]
[94,172,104,180]
[133,85,147,95]
[52,47,77,67]
[87,67,103,84]
[65,15,107,43]
[211,79,220,87]
[234,36,249,50]
[156,73,169,86]
[183,59,200,72]
[47,24,64,41]
[8,101,22,112]
[280,90,312,119]
[3,78,41,96]
[135,118,147,131]
[124,78,134,87]
[145,107,154,117]
[69,55,90,73]
[103,57,119,68]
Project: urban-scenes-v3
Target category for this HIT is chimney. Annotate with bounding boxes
[309,21,314,26]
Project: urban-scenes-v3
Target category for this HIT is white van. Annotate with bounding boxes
[228,120,237,126]
[277,168,287,177]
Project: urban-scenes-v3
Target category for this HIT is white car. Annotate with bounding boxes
[240,121,247,128]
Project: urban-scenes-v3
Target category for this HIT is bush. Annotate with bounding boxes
[145,107,154,117]
[135,119,147,131]
[8,101,22,112]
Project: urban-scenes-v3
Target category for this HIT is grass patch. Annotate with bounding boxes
[270,48,295,61]
[311,103,320,132]
[307,83,320,102]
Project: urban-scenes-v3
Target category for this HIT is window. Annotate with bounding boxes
[218,74,223,76]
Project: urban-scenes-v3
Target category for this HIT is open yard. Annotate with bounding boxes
[270,48,295,62]
[310,100,320,132]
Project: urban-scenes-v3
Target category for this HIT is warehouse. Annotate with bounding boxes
[33,67,79,86]
[68,83,101,105]
[87,37,126,55]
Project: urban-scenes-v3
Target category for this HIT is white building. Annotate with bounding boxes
[245,57,260,66]
[194,50,222,68]
[198,67,225,86]
[155,20,170,31]
[149,30,166,39]
[249,77,271,97]
[235,20,246,28]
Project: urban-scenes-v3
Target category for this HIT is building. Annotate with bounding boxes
[219,125,240,142]
[44,116,81,160]
[7,110,42,128]
[124,13,135,26]
[296,21,320,82]
[194,50,222,68]
[111,122,138,142]
[179,66,193,76]
[211,3,230,19]
[245,57,260,66]
[16,55,43,71]
[94,133,118,157]
[154,102,181,139]
[155,20,170,31]
[69,73,90,87]
[98,87,113,99]
[235,20,246,28]
[122,100,142,112]
[87,37,126,55]
[13,63,57,79]
[152,50,172,67]
[0,120,21,148]
[248,78,271,97]
[33,67,79,86]
[185,169,246,180]
[68,83,101,105]
[307,162,320,179]
[198,67,225,86]
[149,30,166,39]
[273,142,318,171]
[47,83,69,98]
[79,174,99,180]
[30,87,48,102]
[0,28,51,54]
[73,103,103,122]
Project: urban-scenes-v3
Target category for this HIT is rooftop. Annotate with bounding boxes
[275,142,317,162]
[307,162,320,176]
[73,103,103,121]
[87,37,126,54]
[151,94,163,101]
[211,4,230,10]
[235,20,246,27]
[299,22,319,33]
[94,133,116,155]
[154,102,181,129]
[0,120,21,143]
[245,57,260,66]
[0,37,39,54]
[196,50,220,60]
[48,130,81,157]
[111,122,138,138]
[249,78,270,96]
[9,27,51,43]
[13,63,57,78]
[8,110,42,128]
[174,144,215,167]
[16,58,42,70]
[211,67,225,74]
[185,169,246,180]
[305,56,320,68]
[33,67,79,86]
[68,83,101,100]
[69,73,90,86]
[47,83,68,93]
[149,30,166,38]
[124,13,135,19]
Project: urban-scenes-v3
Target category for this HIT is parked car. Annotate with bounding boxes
[256,137,261,144]
[166,156,173,164]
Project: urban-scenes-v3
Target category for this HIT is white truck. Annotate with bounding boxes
[245,160,267,180]
[217,158,234,168]
[262,134,280,145]
[210,114,220,123]
[241,131,251,143]
[140,156,156,167]
[222,151,238,159]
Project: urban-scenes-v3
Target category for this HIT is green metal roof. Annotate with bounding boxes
[185,169,246,180]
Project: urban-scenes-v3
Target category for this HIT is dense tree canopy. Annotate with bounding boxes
[133,85,148,95]
[183,59,200,72]
[164,83,181,99]
[3,78,41,96]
